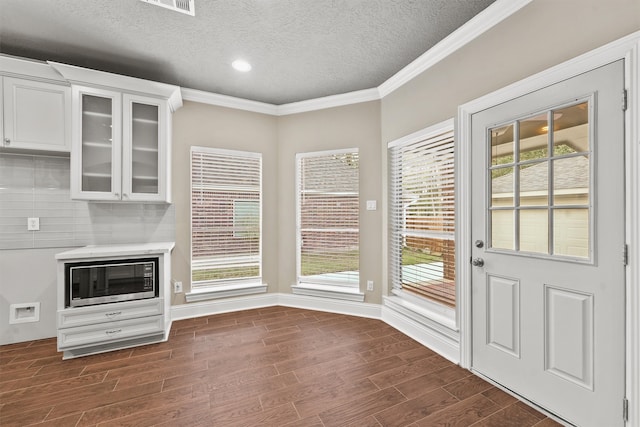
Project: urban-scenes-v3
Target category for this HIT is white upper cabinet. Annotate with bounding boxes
[51,62,182,203]
[1,76,71,153]
[122,94,169,202]
[71,86,170,202]
[72,86,122,200]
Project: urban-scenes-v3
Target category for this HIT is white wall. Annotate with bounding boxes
[0,248,58,343]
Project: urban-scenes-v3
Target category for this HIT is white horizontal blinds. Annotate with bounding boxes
[389,129,456,307]
[191,147,261,289]
[298,150,359,287]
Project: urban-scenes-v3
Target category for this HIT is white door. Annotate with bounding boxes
[471,60,625,427]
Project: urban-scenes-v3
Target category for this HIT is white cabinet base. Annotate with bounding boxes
[55,242,174,359]
[57,302,166,359]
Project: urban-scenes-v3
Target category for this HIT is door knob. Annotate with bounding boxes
[471,257,484,267]
[4,138,10,145]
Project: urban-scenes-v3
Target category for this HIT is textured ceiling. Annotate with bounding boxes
[0,0,496,105]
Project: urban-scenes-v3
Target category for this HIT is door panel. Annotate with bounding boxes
[487,274,520,357]
[471,60,625,427]
[544,285,593,389]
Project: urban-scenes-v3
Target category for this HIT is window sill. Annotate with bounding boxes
[185,282,267,303]
[292,283,365,302]
[386,288,458,333]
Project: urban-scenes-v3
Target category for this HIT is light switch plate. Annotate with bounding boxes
[366,200,377,211]
[27,217,40,231]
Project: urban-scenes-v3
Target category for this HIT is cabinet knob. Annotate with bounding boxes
[4,138,10,145]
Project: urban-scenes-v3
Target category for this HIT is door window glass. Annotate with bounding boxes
[489,101,591,259]
[491,124,515,166]
[491,210,515,251]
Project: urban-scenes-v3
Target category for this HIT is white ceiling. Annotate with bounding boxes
[0,0,496,105]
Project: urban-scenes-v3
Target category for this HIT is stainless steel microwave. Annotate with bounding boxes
[64,257,159,307]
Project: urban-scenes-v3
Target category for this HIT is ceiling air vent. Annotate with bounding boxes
[139,0,194,16]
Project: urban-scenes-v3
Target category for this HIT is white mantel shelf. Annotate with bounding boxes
[55,242,175,260]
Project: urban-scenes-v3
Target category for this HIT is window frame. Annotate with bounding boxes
[187,146,266,302]
[293,148,364,301]
[387,119,457,328]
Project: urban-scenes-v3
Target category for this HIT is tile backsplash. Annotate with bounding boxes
[0,153,175,250]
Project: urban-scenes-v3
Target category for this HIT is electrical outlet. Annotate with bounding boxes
[173,281,183,293]
[367,280,374,291]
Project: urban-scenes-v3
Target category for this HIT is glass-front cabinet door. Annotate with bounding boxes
[71,86,122,200]
[70,87,168,202]
[122,94,167,202]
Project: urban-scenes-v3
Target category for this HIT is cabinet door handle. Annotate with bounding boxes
[105,311,122,318]
[4,138,10,145]
[105,329,122,335]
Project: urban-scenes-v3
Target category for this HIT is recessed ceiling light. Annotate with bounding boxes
[232,60,252,72]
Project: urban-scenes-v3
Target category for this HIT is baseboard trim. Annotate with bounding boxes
[277,293,381,319]
[170,293,279,321]
[170,292,380,321]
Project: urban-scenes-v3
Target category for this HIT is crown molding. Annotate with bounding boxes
[276,88,381,116]
[378,0,533,98]
[181,87,279,115]
[181,87,380,116]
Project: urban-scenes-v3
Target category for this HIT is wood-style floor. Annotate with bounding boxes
[0,306,563,426]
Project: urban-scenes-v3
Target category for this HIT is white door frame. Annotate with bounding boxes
[458,31,640,425]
